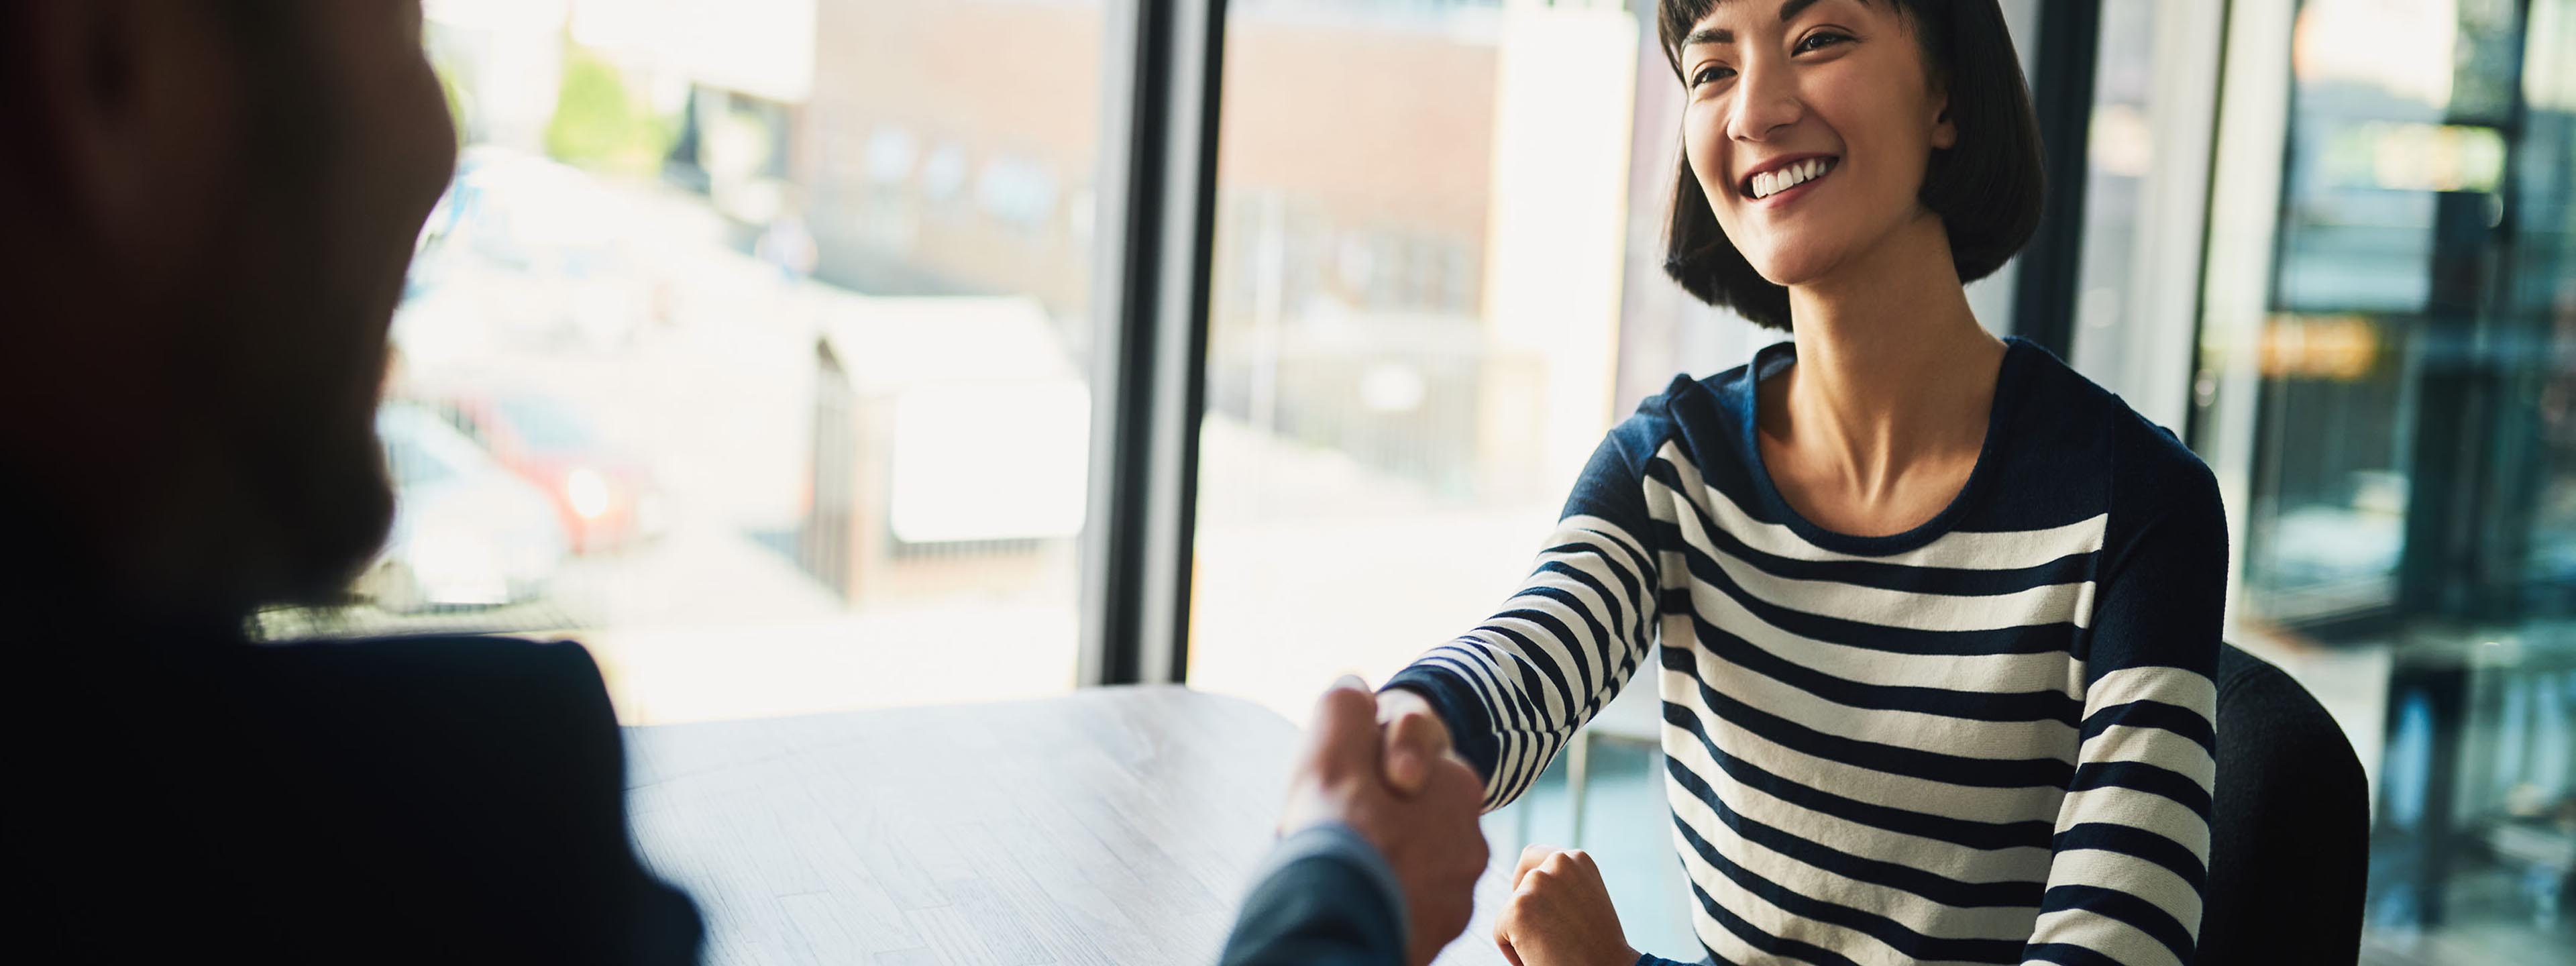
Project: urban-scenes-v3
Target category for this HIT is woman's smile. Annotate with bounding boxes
[1741,153,1841,207]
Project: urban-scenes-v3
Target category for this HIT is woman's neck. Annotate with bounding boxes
[1764,209,2006,501]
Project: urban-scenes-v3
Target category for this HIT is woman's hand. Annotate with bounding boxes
[1374,686,1458,796]
[1495,846,1638,966]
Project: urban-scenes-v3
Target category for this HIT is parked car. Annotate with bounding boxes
[421,390,667,555]
[364,402,569,612]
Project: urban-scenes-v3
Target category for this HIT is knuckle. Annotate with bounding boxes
[1317,686,1373,718]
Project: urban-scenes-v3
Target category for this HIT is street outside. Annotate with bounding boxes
[263,155,1576,728]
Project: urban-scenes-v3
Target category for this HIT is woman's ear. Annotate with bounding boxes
[1929,89,1959,150]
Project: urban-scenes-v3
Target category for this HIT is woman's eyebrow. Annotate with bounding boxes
[1686,0,1830,47]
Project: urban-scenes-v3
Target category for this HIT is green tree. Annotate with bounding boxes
[543,45,669,174]
[435,61,472,148]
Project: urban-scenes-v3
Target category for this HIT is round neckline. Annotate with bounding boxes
[1736,336,2034,557]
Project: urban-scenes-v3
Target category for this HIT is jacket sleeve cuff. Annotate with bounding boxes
[1260,821,1408,950]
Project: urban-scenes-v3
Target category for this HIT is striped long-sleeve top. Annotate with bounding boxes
[1385,337,2226,966]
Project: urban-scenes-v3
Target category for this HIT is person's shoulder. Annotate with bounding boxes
[2092,395,2220,527]
[1642,352,1766,417]
[1619,354,1766,455]
[262,633,609,692]
[2009,340,2217,502]
[1992,340,2218,541]
[251,634,624,769]
[2007,337,2133,428]
[237,635,696,962]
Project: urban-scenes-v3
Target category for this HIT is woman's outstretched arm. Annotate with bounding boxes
[1382,415,1670,812]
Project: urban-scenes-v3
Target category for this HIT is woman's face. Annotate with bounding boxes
[1679,0,1955,288]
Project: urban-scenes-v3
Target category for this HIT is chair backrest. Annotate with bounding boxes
[2196,642,2370,965]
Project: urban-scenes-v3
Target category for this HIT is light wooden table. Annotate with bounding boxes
[627,686,1513,965]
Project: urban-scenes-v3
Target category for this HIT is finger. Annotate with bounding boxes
[1514,844,1558,888]
[1566,848,1601,881]
[1305,680,1380,782]
[1547,848,1606,890]
[1494,912,1523,966]
[1381,711,1442,796]
[1515,866,1554,898]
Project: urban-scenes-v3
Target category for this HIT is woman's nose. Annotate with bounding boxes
[1727,62,1803,143]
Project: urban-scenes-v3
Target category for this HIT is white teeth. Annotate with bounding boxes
[1752,158,1831,199]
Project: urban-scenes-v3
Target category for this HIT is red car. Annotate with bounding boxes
[419,391,667,555]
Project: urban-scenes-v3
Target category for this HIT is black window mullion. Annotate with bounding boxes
[2012,0,2104,357]
[1079,0,1229,687]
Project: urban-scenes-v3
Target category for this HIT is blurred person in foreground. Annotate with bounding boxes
[0,5,1485,965]
[0,2,700,961]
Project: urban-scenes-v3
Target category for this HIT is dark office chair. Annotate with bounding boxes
[2196,642,2370,965]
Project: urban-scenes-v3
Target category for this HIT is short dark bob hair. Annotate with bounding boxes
[1658,0,2043,330]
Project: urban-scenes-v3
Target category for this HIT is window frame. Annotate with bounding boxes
[1078,0,1230,686]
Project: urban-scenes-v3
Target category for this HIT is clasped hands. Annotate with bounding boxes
[1281,679,1641,966]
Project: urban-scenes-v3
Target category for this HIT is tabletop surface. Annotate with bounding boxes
[627,686,1513,965]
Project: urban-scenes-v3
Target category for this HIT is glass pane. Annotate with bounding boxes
[1190,0,1640,720]
[2226,0,2576,959]
[2063,0,2224,428]
[1188,0,1699,955]
[2072,0,2161,338]
[260,0,1109,724]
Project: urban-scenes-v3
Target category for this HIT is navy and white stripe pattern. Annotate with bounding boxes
[1387,339,2227,966]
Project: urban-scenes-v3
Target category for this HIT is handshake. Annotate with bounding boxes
[1263,678,1643,966]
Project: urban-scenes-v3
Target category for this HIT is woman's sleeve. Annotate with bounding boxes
[2020,435,2225,966]
[1383,418,1666,812]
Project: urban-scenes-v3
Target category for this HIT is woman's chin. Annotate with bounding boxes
[1750,251,1839,289]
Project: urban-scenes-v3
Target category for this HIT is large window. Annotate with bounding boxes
[2194,0,2576,961]
[266,0,1112,725]
[1179,3,2047,955]
[1183,0,1699,951]
[1187,0,1640,719]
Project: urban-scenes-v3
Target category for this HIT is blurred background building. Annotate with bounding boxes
[264,0,2576,961]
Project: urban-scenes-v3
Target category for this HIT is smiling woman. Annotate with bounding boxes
[1660,0,2041,331]
[1365,1,2235,965]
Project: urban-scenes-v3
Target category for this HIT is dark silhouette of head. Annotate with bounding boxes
[0,1,457,623]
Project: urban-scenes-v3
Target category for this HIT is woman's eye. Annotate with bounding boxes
[1693,65,1737,86]
[1794,30,1851,54]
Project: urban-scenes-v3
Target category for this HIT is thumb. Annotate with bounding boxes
[1381,711,1440,796]
[1305,676,1381,782]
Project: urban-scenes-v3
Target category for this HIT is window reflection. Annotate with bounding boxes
[2218,0,2576,959]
